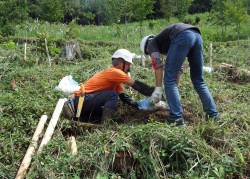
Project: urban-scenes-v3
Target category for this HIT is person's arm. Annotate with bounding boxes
[124,79,154,96]
[155,67,163,87]
[150,53,164,104]
[119,93,138,108]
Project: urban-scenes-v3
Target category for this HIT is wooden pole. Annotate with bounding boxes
[15,115,48,179]
[209,43,213,67]
[37,98,66,154]
[24,43,27,61]
[45,38,51,67]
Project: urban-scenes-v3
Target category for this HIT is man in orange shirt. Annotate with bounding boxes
[73,49,154,125]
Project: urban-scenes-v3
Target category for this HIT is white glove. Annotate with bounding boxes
[150,87,162,104]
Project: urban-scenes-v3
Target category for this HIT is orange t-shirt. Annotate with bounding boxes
[84,67,131,94]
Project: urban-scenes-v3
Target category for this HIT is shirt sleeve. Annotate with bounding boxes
[109,68,131,83]
[148,39,164,69]
[150,52,163,69]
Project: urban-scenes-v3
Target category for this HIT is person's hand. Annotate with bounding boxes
[119,93,138,109]
[137,97,156,111]
[73,83,85,95]
[151,87,162,104]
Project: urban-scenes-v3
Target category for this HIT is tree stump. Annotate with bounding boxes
[61,41,82,60]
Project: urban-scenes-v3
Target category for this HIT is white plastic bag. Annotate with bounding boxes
[55,75,80,95]
[203,66,213,73]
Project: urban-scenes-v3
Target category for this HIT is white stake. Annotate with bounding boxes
[15,115,48,179]
[37,98,66,154]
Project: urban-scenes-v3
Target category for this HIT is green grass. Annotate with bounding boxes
[0,14,250,178]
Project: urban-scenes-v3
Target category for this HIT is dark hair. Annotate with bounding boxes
[112,58,125,66]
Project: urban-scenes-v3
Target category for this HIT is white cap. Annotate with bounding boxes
[140,34,154,55]
[112,49,134,64]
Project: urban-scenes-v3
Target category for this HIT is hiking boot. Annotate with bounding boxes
[205,115,221,122]
[167,117,185,126]
[100,108,116,127]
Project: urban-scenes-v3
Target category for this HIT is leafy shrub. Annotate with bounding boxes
[0,24,15,37]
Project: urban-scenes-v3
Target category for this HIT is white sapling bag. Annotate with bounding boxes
[55,75,80,95]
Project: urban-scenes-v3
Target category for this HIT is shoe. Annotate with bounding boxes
[206,115,221,122]
[167,117,185,126]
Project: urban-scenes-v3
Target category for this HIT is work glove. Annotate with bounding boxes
[131,80,154,96]
[73,83,85,96]
[150,87,162,104]
[119,93,138,109]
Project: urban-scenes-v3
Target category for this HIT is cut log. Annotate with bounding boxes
[220,63,234,68]
[37,98,66,154]
[220,62,250,75]
[15,115,48,179]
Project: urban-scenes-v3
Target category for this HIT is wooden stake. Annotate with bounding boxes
[24,43,27,61]
[68,136,77,155]
[209,43,213,67]
[141,54,145,66]
[15,115,48,179]
[45,38,51,67]
[37,98,66,154]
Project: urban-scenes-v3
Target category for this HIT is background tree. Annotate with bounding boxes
[88,0,108,25]
[157,0,192,22]
[0,0,29,36]
[210,0,230,39]
[172,0,192,21]
[188,0,212,14]
[105,0,154,39]
[157,0,175,21]
[62,0,81,23]
[210,0,248,40]
[39,0,63,22]
[223,0,248,41]
[28,0,41,20]
[131,0,154,37]
[78,0,95,25]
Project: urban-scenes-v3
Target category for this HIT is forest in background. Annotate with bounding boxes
[0,0,249,40]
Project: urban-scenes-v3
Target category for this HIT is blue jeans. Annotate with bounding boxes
[74,90,118,123]
[164,29,218,121]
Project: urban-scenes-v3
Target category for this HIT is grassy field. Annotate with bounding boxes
[0,13,250,178]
